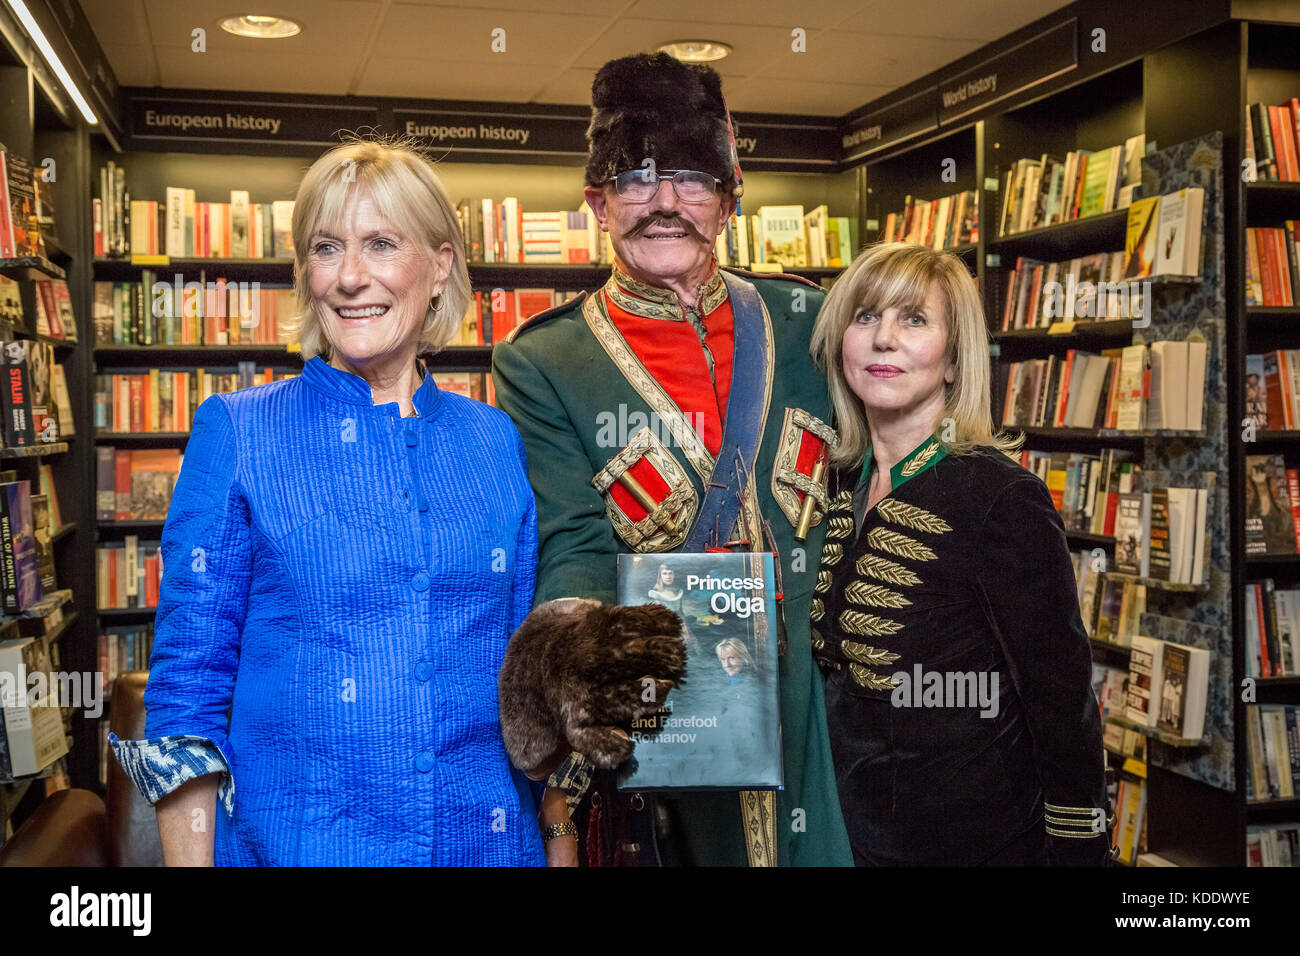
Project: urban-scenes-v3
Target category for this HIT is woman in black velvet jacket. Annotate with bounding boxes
[807,242,1109,867]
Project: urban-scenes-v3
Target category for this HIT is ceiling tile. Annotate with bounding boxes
[753,28,982,88]
[80,0,153,47]
[374,0,637,15]
[356,55,566,101]
[624,0,869,29]
[99,43,160,86]
[572,19,795,77]
[142,0,384,52]
[530,68,601,106]
[152,46,359,95]
[371,4,614,63]
[850,0,1071,42]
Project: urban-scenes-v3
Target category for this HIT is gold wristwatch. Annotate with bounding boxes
[542,821,578,842]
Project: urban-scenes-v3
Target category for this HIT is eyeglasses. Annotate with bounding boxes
[607,169,722,204]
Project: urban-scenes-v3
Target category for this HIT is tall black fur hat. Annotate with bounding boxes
[585,52,740,193]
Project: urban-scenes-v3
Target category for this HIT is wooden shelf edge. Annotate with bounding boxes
[0,442,68,459]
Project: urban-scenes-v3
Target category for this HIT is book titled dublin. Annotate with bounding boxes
[616,551,782,791]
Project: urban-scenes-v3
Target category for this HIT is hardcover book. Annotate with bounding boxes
[0,275,23,333]
[1156,641,1210,740]
[2,152,40,258]
[758,205,807,269]
[616,551,783,791]
[0,634,67,777]
[0,339,34,447]
[1246,454,1298,555]
[1114,491,1151,577]
[0,479,41,613]
[1124,196,1159,278]
[1125,635,1165,728]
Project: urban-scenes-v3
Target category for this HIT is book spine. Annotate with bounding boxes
[0,488,15,614]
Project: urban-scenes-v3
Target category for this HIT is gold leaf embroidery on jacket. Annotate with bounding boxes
[855,553,922,587]
[876,498,952,535]
[815,568,833,594]
[821,541,843,566]
[810,597,825,622]
[840,640,901,668]
[825,514,854,540]
[838,609,903,637]
[830,489,853,511]
[843,580,912,608]
[810,628,825,651]
[849,663,898,691]
[866,527,936,562]
[900,440,941,477]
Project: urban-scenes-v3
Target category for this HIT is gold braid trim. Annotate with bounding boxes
[840,640,900,668]
[824,513,854,540]
[866,527,937,562]
[838,609,903,637]
[875,498,953,534]
[849,663,898,691]
[843,580,912,608]
[900,440,941,477]
[855,553,922,587]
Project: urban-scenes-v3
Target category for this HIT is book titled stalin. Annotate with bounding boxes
[616,551,782,791]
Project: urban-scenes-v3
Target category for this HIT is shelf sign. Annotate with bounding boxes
[127,96,382,147]
[729,116,839,168]
[841,86,938,163]
[394,109,589,159]
[938,18,1077,126]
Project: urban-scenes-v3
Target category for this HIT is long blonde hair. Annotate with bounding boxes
[810,241,1020,467]
[287,135,471,360]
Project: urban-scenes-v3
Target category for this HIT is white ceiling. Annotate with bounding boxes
[80,0,1072,116]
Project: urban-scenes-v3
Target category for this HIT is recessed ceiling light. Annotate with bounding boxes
[657,40,731,63]
[219,15,302,39]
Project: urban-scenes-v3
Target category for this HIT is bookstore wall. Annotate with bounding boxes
[1,0,1300,869]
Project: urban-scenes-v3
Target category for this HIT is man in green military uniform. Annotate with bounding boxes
[492,51,852,867]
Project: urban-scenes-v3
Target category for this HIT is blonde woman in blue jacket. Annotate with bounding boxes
[111,138,559,866]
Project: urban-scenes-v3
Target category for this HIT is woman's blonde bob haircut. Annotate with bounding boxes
[810,241,1020,468]
[287,135,471,360]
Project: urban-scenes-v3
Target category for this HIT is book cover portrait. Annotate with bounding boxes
[617,551,782,791]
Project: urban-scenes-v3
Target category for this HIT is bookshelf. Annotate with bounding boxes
[0,18,98,837]
[1236,21,1300,861]
[845,8,1300,865]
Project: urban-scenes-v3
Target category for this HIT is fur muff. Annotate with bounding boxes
[498,598,687,771]
[584,52,736,189]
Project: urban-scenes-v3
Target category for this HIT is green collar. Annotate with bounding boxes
[859,434,949,491]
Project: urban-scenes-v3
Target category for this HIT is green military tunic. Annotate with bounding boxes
[491,266,853,867]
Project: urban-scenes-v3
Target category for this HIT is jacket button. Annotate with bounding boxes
[415,752,434,773]
[404,429,418,447]
[414,661,432,681]
[411,571,431,591]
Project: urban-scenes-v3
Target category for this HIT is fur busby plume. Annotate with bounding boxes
[585,52,739,191]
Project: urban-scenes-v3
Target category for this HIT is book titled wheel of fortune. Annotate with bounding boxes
[616,551,783,791]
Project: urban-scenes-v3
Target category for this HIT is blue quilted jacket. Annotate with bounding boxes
[112,356,545,866]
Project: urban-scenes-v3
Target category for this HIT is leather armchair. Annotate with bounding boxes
[0,671,164,867]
